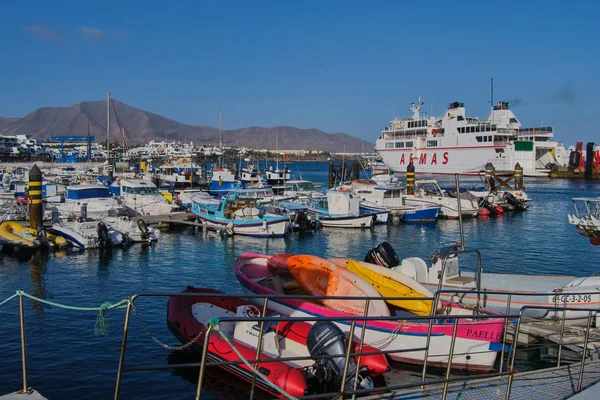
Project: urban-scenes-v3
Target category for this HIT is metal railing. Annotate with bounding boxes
[7,289,599,400]
[112,291,520,400]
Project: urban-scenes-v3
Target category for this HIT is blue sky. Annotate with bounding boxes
[1,1,598,146]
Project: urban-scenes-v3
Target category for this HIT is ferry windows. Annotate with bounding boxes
[405,141,413,148]
[491,125,497,131]
[395,142,404,148]
[476,136,482,142]
[427,140,438,147]
[385,142,394,148]
[457,116,465,121]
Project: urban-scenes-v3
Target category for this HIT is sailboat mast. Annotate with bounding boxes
[107,91,111,162]
[219,110,223,148]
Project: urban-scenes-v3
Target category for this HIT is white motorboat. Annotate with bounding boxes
[49,219,125,249]
[102,216,159,244]
[404,179,478,219]
[310,191,378,229]
[364,242,600,325]
[110,179,183,216]
[50,184,126,219]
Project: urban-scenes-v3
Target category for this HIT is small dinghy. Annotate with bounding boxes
[167,287,389,398]
[236,253,506,372]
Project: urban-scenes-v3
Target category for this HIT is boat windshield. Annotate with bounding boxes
[123,186,160,195]
[287,182,315,192]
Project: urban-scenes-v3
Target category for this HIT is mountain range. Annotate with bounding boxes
[0,100,374,153]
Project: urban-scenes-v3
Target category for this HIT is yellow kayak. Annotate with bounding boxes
[331,258,434,316]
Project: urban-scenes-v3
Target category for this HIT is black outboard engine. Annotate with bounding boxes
[97,222,112,247]
[306,321,373,391]
[364,241,400,268]
[505,192,528,211]
[137,219,150,240]
[37,226,50,248]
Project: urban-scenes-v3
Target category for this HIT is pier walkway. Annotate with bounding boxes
[367,360,600,399]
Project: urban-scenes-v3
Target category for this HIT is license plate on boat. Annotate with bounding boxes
[551,294,593,304]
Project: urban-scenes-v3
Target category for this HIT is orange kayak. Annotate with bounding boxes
[268,254,390,317]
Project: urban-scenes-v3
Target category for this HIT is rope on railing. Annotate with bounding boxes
[0,290,128,335]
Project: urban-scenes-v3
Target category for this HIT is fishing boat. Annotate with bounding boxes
[167,287,389,398]
[366,241,600,325]
[568,197,600,245]
[190,187,291,237]
[282,180,325,202]
[340,180,440,222]
[264,163,291,195]
[375,97,568,176]
[208,111,237,196]
[404,179,479,219]
[51,184,126,219]
[309,191,378,228]
[235,253,506,372]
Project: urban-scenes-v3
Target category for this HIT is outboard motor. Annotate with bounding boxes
[306,321,373,391]
[37,226,50,248]
[505,192,528,211]
[137,219,150,240]
[364,241,400,268]
[97,222,112,247]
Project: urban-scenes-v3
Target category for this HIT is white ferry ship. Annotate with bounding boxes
[375,98,569,176]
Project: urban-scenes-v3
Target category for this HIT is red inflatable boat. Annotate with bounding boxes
[167,287,389,398]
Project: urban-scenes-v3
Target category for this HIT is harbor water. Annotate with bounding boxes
[1,162,600,399]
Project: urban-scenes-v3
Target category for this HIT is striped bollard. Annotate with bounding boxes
[514,163,523,189]
[406,161,415,195]
[29,164,43,230]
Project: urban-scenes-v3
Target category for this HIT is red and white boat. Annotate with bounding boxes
[167,287,390,398]
[235,254,507,372]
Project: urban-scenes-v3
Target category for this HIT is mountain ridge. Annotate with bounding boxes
[0,100,374,152]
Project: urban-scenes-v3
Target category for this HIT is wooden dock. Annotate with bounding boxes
[507,318,600,360]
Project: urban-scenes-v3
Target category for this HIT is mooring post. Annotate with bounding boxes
[28,164,43,230]
[585,142,595,181]
[406,161,415,195]
[484,162,495,191]
[514,162,523,189]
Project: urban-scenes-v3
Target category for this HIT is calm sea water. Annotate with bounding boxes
[1,162,600,399]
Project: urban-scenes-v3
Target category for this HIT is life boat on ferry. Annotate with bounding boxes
[167,287,389,398]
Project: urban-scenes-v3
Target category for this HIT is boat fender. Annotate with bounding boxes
[97,222,112,247]
[364,241,400,268]
[137,219,150,240]
[306,321,373,390]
